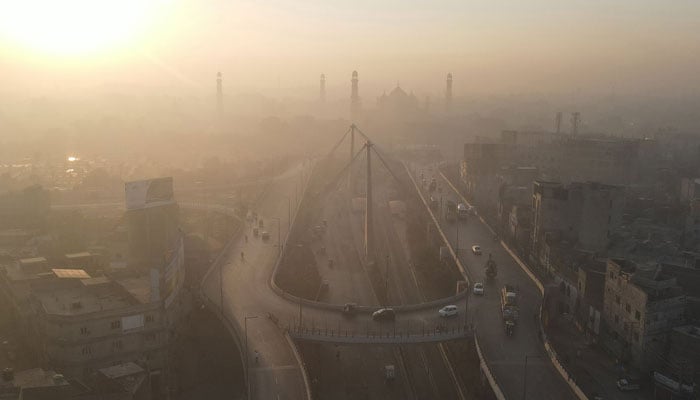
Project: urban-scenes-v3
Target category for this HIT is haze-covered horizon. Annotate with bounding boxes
[1,0,699,98]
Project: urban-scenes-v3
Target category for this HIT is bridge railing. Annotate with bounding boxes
[288,321,473,344]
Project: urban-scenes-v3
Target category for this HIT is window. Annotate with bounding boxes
[81,346,92,356]
[635,310,641,321]
[80,327,88,336]
[633,332,640,342]
[609,271,615,279]
[625,304,631,313]
[615,295,621,305]
[112,340,123,351]
[110,320,121,330]
[145,315,154,323]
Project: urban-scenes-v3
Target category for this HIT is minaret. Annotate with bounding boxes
[445,72,453,112]
[320,74,326,102]
[351,70,360,121]
[216,72,223,117]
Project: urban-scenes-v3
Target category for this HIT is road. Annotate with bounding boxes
[410,164,577,399]
[200,161,471,399]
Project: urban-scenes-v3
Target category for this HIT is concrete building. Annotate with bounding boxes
[531,180,624,256]
[124,178,179,273]
[531,181,569,257]
[461,131,654,202]
[602,259,687,370]
[0,178,188,396]
[461,142,515,215]
[665,325,700,392]
[0,364,148,399]
[576,259,607,336]
[683,199,700,250]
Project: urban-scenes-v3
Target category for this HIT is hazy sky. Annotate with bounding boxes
[1,0,699,98]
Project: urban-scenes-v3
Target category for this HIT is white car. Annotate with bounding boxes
[471,245,482,255]
[439,305,458,317]
[473,282,484,295]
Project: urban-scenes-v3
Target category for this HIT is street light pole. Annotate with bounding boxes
[219,260,224,318]
[286,196,291,238]
[456,217,459,258]
[385,255,390,304]
[244,315,259,400]
[272,217,281,258]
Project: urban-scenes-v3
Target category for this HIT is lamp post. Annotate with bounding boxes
[244,315,259,400]
[455,214,459,258]
[522,354,543,400]
[285,195,291,238]
[271,217,281,258]
[385,255,390,305]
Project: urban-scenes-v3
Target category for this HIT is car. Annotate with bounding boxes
[439,305,458,317]
[261,231,270,240]
[473,282,484,295]
[372,308,395,321]
[471,245,482,255]
[616,379,640,391]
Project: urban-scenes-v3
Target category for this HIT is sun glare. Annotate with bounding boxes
[0,0,163,56]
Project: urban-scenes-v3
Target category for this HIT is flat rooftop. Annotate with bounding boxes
[37,286,134,316]
[115,275,151,304]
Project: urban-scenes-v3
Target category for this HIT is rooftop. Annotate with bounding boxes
[99,362,144,380]
[36,284,134,316]
[64,252,91,259]
[115,275,152,304]
[10,368,67,389]
[51,269,91,279]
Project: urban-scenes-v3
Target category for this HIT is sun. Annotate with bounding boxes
[0,0,163,56]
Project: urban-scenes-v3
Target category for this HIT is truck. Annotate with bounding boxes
[501,284,519,323]
[445,200,457,222]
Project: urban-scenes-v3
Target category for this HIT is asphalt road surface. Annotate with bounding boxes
[411,164,577,400]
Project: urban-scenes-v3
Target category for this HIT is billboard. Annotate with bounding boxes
[125,177,175,210]
[122,314,144,333]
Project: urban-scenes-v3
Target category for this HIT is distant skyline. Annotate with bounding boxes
[1,0,699,97]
